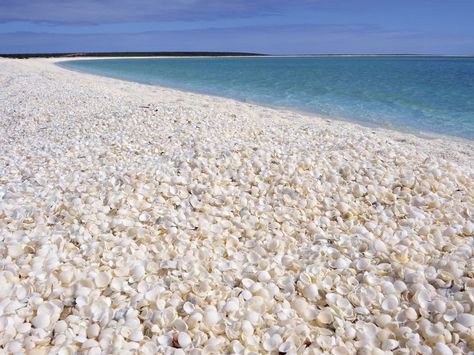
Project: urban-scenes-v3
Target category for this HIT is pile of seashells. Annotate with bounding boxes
[0,59,473,354]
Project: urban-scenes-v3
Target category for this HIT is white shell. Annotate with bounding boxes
[174,318,188,332]
[263,334,282,351]
[224,298,239,313]
[257,270,271,282]
[178,332,192,348]
[317,309,334,324]
[203,307,220,327]
[456,313,474,327]
[302,284,318,300]
[94,272,111,288]
[381,295,399,312]
[434,342,453,355]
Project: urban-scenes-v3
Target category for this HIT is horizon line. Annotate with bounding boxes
[1,51,474,58]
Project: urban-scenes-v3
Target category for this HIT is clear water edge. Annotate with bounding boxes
[58,56,474,141]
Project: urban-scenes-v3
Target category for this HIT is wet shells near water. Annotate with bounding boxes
[0,58,473,354]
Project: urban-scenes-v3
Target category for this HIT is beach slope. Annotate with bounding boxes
[0,58,473,354]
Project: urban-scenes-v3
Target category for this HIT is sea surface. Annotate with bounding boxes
[61,56,474,140]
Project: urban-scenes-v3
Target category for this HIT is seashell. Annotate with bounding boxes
[278,341,293,353]
[434,342,453,355]
[334,257,350,269]
[263,334,282,351]
[241,290,252,300]
[382,339,399,351]
[31,314,51,329]
[372,239,387,253]
[174,318,188,332]
[128,329,144,342]
[413,289,431,308]
[317,309,334,324]
[393,280,407,294]
[94,272,111,288]
[131,264,146,281]
[83,339,100,349]
[375,314,392,328]
[241,320,254,336]
[182,302,195,314]
[17,323,32,334]
[114,309,127,321]
[317,334,335,349]
[404,307,418,321]
[203,307,220,327]
[87,323,101,338]
[443,307,457,322]
[158,335,172,346]
[244,310,261,326]
[231,340,244,353]
[257,271,271,282]
[110,278,124,292]
[224,298,239,313]
[355,259,370,271]
[59,269,75,286]
[7,342,23,354]
[241,278,254,289]
[8,244,24,258]
[381,295,399,312]
[57,346,75,355]
[456,313,474,327]
[333,345,350,355]
[430,300,446,314]
[302,284,318,300]
[139,212,151,222]
[178,332,192,348]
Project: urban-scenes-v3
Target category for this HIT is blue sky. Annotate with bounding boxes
[0,0,473,54]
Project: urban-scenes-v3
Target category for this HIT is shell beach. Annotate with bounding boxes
[0,58,473,354]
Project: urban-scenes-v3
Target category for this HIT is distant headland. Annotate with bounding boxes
[0,51,265,59]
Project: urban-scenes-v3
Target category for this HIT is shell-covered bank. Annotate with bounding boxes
[0,59,473,354]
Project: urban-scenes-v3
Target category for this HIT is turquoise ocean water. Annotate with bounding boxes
[61,56,474,140]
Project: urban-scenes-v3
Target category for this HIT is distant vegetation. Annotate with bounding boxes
[0,52,264,59]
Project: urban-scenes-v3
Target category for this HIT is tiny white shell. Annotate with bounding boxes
[381,295,399,312]
[456,313,474,327]
[203,307,220,327]
[279,341,292,353]
[302,284,318,300]
[178,332,192,348]
[224,298,239,313]
[434,342,453,355]
[182,302,195,314]
[263,334,282,351]
[174,318,188,332]
[87,323,100,338]
[128,329,143,342]
[94,272,111,288]
[257,271,271,282]
[31,314,50,329]
[317,309,334,324]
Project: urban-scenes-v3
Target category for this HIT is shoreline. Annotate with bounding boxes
[55,57,474,147]
[1,58,473,353]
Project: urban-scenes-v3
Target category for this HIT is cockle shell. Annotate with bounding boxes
[317,309,334,324]
[302,284,318,300]
[381,295,399,312]
[203,307,220,327]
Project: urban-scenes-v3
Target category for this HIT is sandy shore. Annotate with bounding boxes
[0,58,473,354]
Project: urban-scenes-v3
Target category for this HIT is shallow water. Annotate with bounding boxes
[61,56,474,139]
